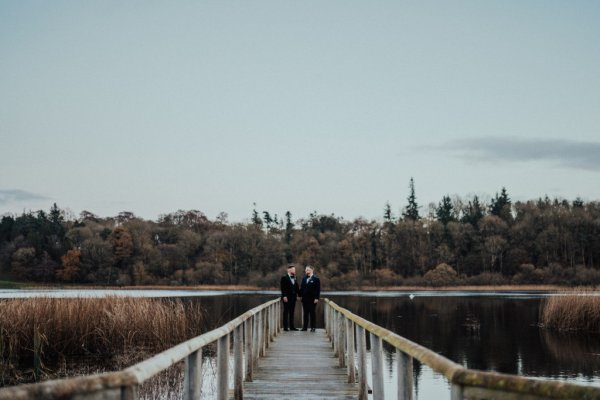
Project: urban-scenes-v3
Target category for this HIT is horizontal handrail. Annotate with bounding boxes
[325,298,600,400]
[0,298,280,400]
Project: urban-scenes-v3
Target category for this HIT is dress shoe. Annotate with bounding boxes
[301,328,307,331]
[290,328,299,331]
[310,328,316,332]
[284,328,289,331]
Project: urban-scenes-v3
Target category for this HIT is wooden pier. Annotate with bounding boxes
[243,330,357,399]
[3,297,600,400]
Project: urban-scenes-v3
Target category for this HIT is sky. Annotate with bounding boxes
[1,1,599,222]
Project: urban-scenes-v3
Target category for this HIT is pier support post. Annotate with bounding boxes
[451,384,464,400]
[325,304,330,338]
[234,325,243,400]
[370,333,385,400]
[338,311,345,368]
[217,334,229,400]
[183,349,202,400]
[333,310,338,355]
[279,301,282,333]
[264,307,269,349]
[253,312,261,362]
[397,351,413,400]
[346,319,356,383]
[265,306,269,343]
[258,310,265,358]
[245,318,253,382]
[121,385,137,400]
[357,326,368,400]
[271,304,275,340]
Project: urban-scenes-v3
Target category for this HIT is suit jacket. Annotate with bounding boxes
[280,274,300,301]
[300,275,321,303]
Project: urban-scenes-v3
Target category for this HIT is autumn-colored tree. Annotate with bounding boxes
[57,249,81,282]
[2,199,600,287]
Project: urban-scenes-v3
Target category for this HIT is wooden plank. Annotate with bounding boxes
[242,330,358,399]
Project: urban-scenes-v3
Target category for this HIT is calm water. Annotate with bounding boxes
[3,289,600,398]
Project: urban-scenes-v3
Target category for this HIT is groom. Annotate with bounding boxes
[280,264,300,331]
[300,265,320,332]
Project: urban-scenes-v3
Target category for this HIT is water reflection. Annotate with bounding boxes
[4,290,600,397]
[541,330,600,381]
[329,293,600,391]
[183,292,600,398]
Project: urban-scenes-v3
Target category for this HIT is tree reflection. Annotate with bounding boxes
[329,294,600,380]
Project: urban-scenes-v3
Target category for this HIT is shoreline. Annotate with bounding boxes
[2,283,595,292]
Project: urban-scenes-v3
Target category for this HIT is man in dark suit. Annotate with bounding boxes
[280,264,300,331]
[300,265,320,332]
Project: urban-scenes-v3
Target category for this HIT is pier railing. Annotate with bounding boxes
[324,298,600,400]
[0,298,281,400]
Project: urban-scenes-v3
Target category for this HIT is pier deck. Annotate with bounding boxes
[242,329,358,399]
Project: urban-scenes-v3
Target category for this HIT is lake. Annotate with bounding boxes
[2,289,600,399]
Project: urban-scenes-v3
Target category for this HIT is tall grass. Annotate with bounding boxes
[0,297,205,385]
[540,293,600,333]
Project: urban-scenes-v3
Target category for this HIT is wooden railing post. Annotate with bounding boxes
[332,310,338,355]
[245,317,253,382]
[346,319,356,384]
[217,334,229,400]
[270,304,275,341]
[264,307,270,349]
[397,351,413,400]
[183,349,202,400]
[262,309,268,354]
[328,304,333,338]
[278,301,282,333]
[324,303,329,337]
[370,333,385,400]
[357,326,368,400]
[337,311,345,368]
[267,305,272,343]
[257,310,264,358]
[121,385,137,400]
[451,384,464,400]
[253,311,260,363]
[234,325,243,400]
[273,303,280,339]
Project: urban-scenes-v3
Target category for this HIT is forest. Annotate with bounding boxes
[1,182,600,289]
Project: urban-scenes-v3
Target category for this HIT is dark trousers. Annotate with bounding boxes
[302,301,317,330]
[282,299,297,329]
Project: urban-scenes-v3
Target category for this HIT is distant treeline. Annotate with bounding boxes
[1,183,600,288]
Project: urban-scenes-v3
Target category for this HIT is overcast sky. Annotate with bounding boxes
[1,1,599,222]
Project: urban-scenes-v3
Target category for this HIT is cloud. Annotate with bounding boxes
[0,189,49,205]
[432,137,600,171]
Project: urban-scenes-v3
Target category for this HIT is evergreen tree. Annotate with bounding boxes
[436,195,455,225]
[263,211,273,230]
[384,202,394,223]
[402,177,420,221]
[284,211,294,244]
[251,203,263,227]
[284,211,294,262]
[490,187,512,222]
[573,197,585,209]
[462,195,485,226]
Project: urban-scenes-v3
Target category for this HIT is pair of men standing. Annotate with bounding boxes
[280,264,320,332]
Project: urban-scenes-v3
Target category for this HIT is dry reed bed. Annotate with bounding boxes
[540,293,600,332]
[0,296,204,384]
